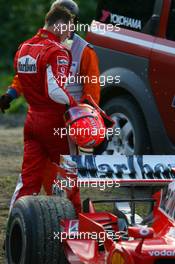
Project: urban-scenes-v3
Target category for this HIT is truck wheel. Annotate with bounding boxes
[5,196,75,264]
[103,95,151,155]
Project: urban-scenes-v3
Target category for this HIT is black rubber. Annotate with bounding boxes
[103,95,151,154]
[0,94,13,113]
[5,196,75,264]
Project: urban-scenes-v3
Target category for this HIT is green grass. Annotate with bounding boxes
[0,72,13,93]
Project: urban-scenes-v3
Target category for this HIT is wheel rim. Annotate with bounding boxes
[106,113,135,155]
[9,219,23,264]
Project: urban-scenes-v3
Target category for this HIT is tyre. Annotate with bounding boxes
[5,196,76,264]
[103,95,151,155]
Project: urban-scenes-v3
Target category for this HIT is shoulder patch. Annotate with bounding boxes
[57,58,69,66]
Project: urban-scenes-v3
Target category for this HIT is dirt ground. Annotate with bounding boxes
[0,117,24,263]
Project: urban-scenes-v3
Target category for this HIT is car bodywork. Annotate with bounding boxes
[86,0,175,154]
[56,155,175,263]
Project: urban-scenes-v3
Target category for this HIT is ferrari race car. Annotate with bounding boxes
[5,155,175,264]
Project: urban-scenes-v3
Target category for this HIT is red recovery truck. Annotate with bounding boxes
[86,0,175,155]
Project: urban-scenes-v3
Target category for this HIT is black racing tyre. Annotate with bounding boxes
[103,95,151,155]
[5,196,76,264]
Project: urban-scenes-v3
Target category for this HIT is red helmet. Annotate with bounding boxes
[64,104,106,148]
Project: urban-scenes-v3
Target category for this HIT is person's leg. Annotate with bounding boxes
[41,112,70,195]
[10,138,47,210]
[42,160,58,195]
[10,112,48,211]
[44,121,81,214]
[42,137,78,195]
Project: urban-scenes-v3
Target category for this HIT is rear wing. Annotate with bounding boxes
[59,155,175,187]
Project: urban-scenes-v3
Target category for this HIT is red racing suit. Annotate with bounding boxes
[10,29,81,213]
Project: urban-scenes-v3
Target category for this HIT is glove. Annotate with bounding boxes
[93,137,109,155]
[80,95,115,128]
[0,94,13,113]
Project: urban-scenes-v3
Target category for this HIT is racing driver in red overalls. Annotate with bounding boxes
[9,6,81,212]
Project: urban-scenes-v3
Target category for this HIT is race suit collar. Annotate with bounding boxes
[37,28,61,42]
